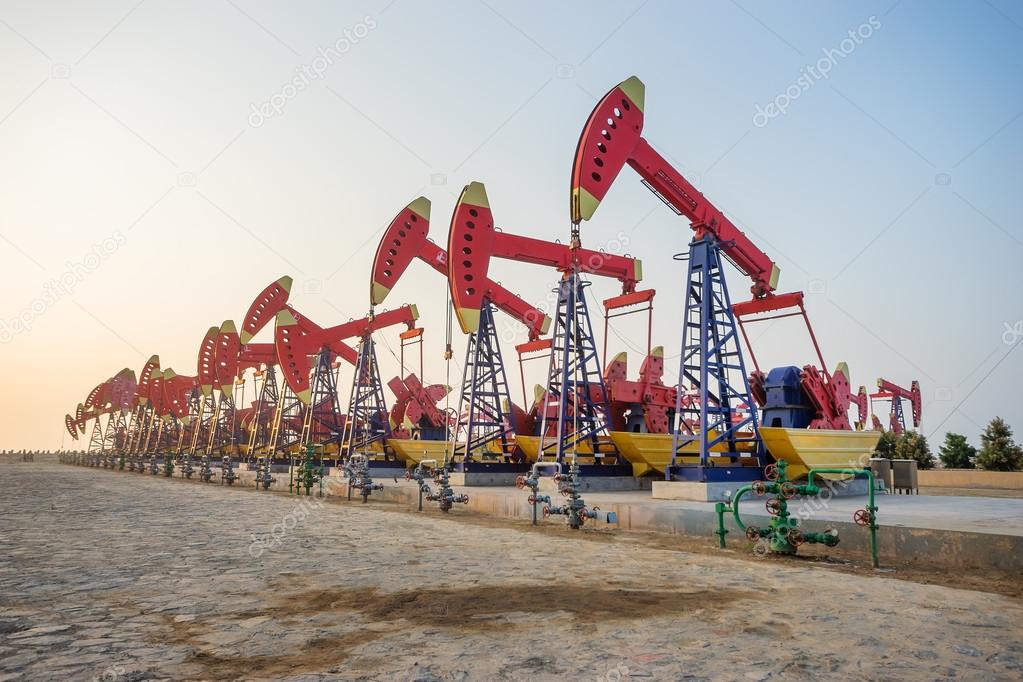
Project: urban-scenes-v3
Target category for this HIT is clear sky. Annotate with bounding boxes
[1,0,1020,451]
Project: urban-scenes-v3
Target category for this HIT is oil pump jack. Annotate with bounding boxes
[67,371,135,467]
[871,378,922,434]
[186,327,221,471]
[105,369,137,459]
[272,299,419,458]
[83,368,137,466]
[128,356,161,468]
[80,380,109,456]
[152,368,192,474]
[235,277,321,459]
[571,76,870,482]
[370,196,552,470]
[120,356,156,468]
[211,320,276,458]
[448,181,647,471]
[236,275,419,459]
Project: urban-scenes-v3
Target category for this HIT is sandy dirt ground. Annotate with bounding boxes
[1,463,1021,681]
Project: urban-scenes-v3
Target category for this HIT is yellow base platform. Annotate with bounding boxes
[386,438,505,467]
[608,431,759,476]
[760,427,881,479]
[513,435,618,463]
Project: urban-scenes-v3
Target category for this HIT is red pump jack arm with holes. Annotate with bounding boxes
[161,369,197,423]
[571,76,778,299]
[148,369,165,419]
[73,377,113,437]
[448,180,643,337]
[212,320,276,396]
[236,274,363,372]
[83,379,108,418]
[110,368,137,413]
[74,402,87,432]
[81,367,138,442]
[135,355,160,409]
[197,326,220,397]
[65,414,80,440]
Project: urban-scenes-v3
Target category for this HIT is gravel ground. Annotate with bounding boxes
[1,463,1021,681]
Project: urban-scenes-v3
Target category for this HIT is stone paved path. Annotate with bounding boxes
[1,463,1021,681]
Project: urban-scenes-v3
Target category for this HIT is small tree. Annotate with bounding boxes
[873,430,898,460]
[894,430,935,469]
[976,417,1023,472]
[938,433,976,469]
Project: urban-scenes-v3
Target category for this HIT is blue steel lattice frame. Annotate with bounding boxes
[457,300,513,459]
[539,273,620,464]
[669,237,764,482]
[342,334,391,454]
[302,348,342,447]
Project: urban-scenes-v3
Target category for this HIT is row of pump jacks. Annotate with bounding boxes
[62,77,921,553]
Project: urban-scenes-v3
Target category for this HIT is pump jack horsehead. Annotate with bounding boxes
[571,76,882,481]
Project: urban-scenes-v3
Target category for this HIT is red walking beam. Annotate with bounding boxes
[571,76,779,299]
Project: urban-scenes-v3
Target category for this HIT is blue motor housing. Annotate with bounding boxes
[760,366,812,429]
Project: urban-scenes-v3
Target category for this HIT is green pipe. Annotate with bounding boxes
[807,467,878,569]
[729,485,754,532]
[714,503,728,548]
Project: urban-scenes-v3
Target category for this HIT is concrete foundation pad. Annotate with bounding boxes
[652,477,874,502]
[538,476,653,493]
[448,472,522,487]
[651,481,736,502]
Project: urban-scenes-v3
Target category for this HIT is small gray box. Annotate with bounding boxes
[891,459,919,494]
[870,457,893,492]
